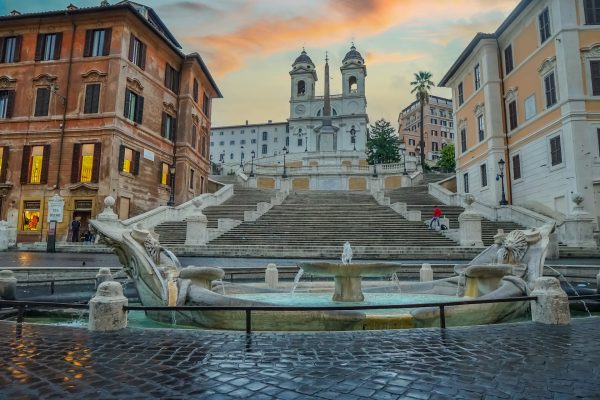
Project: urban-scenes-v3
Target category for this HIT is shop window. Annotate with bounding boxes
[22,201,41,231]
[0,146,8,183]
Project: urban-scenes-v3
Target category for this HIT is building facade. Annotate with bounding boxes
[0,1,221,243]
[440,0,600,226]
[211,45,369,169]
[398,95,454,162]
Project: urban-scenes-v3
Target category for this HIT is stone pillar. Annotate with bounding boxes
[458,194,483,247]
[95,268,113,287]
[185,214,208,245]
[280,178,291,194]
[0,270,17,300]
[96,196,120,224]
[420,263,433,282]
[265,263,279,288]
[563,193,596,248]
[0,221,9,251]
[89,281,128,332]
[530,277,570,325]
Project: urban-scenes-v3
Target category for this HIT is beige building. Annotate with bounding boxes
[397,95,454,162]
[440,0,600,225]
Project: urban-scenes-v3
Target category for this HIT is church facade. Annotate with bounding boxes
[210,45,369,169]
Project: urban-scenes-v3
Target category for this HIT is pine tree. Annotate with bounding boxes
[366,119,401,165]
[436,143,456,172]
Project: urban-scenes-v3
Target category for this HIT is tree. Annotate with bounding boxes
[436,144,456,172]
[410,71,434,170]
[366,119,401,165]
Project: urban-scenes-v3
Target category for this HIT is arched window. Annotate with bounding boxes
[297,80,306,96]
[317,108,338,116]
[349,76,358,93]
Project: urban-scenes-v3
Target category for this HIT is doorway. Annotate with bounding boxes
[72,199,93,242]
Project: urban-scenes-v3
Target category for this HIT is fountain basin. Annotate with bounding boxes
[298,262,402,302]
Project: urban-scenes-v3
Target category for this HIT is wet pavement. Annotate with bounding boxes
[0,318,599,399]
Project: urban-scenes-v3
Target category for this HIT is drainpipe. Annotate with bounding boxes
[170,59,185,205]
[496,39,513,205]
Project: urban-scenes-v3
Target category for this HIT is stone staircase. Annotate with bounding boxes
[385,176,524,246]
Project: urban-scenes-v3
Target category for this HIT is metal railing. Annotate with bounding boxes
[17,276,129,295]
[1,294,598,334]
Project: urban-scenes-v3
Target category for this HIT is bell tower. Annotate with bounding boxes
[340,44,367,98]
[290,49,317,102]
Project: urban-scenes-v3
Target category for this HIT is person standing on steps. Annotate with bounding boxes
[429,206,443,230]
[71,217,81,242]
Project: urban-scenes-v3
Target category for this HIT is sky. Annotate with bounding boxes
[3,0,520,127]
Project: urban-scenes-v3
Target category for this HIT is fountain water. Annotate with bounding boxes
[390,272,402,292]
[291,268,304,295]
[546,266,592,317]
[341,241,353,265]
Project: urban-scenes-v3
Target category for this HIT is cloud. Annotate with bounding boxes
[365,51,426,65]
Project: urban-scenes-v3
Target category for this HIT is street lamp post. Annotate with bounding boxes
[239,146,244,169]
[167,166,176,206]
[219,150,225,175]
[400,144,408,175]
[350,126,356,151]
[496,158,508,206]
[282,146,289,178]
[250,150,255,177]
[372,156,378,178]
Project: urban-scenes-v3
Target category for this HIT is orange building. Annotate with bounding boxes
[0,2,221,243]
[440,0,600,225]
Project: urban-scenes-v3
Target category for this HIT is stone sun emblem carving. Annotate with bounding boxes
[497,230,528,264]
[143,235,161,264]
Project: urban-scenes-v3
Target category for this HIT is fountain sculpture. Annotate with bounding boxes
[91,197,557,331]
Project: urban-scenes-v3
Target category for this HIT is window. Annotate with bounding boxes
[460,128,467,153]
[83,28,111,57]
[432,142,438,151]
[0,90,15,118]
[550,135,562,166]
[189,169,195,189]
[349,76,358,93]
[274,137,278,143]
[84,84,101,114]
[229,140,235,145]
[128,35,146,69]
[22,201,41,231]
[71,143,101,183]
[458,82,464,106]
[240,139,246,145]
[480,164,487,187]
[431,118,437,125]
[219,131,223,135]
[477,115,485,142]
[591,61,600,96]
[261,144,267,154]
[297,80,305,96]
[544,72,557,108]
[202,136,207,158]
[508,101,518,131]
[219,141,224,146]
[597,128,600,156]
[262,132,268,141]
[161,113,176,141]
[118,145,140,175]
[298,138,303,146]
[512,154,521,180]
[432,130,437,136]
[229,153,233,160]
[193,79,199,103]
[202,93,210,116]
[0,36,22,63]
[34,88,51,117]
[474,64,481,90]
[0,146,8,183]
[502,46,514,76]
[191,125,197,148]
[584,0,600,24]
[409,139,415,146]
[124,89,144,124]
[463,173,469,193]
[539,7,551,43]
[21,145,50,184]
[286,136,290,146]
[160,163,170,185]
[524,95,536,120]
[35,33,62,61]
[251,139,256,144]
[164,64,180,93]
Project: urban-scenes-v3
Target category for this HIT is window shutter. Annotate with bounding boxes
[0,146,9,183]
[53,33,63,60]
[91,84,100,113]
[164,64,170,87]
[123,89,130,118]
[118,145,125,171]
[6,91,15,118]
[139,43,146,70]
[70,143,81,183]
[103,28,112,56]
[12,36,21,62]
[40,145,51,184]
[83,30,93,57]
[35,34,44,61]
[92,143,101,183]
[128,35,134,61]
[136,95,144,124]
[157,161,163,183]
[84,85,93,114]
[171,117,177,142]
[133,150,140,175]
[161,112,167,138]
[0,38,4,63]
[20,146,30,184]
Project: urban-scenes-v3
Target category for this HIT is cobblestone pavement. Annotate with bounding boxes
[0,319,599,399]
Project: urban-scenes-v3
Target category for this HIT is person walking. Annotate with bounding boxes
[71,217,81,242]
[429,206,443,230]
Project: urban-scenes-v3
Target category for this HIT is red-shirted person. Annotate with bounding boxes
[429,206,443,230]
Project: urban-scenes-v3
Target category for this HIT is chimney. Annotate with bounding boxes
[245,120,248,125]
[67,3,78,11]
[9,10,21,16]
[268,120,272,124]
[101,0,110,5]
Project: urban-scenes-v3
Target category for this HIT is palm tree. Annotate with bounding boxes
[410,71,434,170]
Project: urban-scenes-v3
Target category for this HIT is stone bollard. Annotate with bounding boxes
[0,270,17,300]
[265,263,279,288]
[420,263,433,282]
[95,267,113,288]
[530,277,570,325]
[0,221,9,251]
[89,281,128,332]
